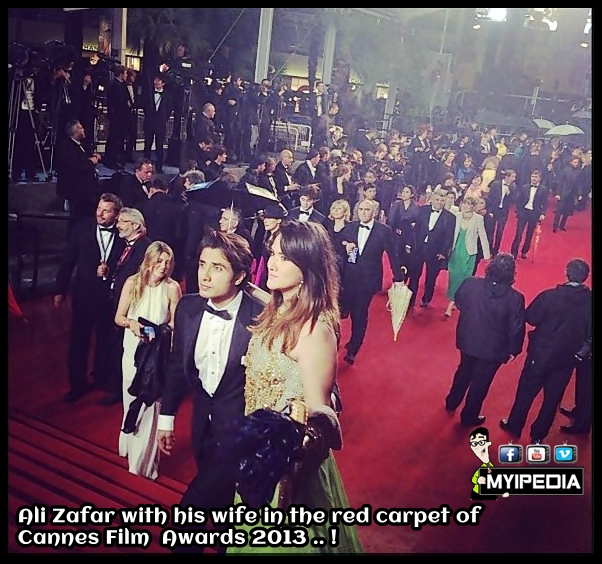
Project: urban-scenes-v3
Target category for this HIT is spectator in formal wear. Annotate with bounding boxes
[287,185,328,226]
[141,177,186,281]
[100,208,152,406]
[388,184,420,277]
[486,169,516,255]
[53,193,125,402]
[340,199,403,365]
[104,65,130,170]
[218,207,254,251]
[143,75,173,174]
[273,149,300,210]
[408,187,455,309]
[510,169,548,260]
[500,259,591,442]
[117,158,154,209]
[201,145,228,182]
[445,196,491,319]
[55,119,102,230]
[445,253,525,426]
[553,155,583,233]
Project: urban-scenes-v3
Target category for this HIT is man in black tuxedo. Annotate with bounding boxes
[273,149,300,210]
[510,169,548,260]
[53,193,125,402]
[286,185,328,227]
[55,119,102,230]
[157,230,263,554]
[408,187,455,308]
[116,157,154,209]
[99,207,152,406]
[340,199,403,365]
[445,253,525,426]
[487,169,516,255]
[104,65,130,170]
[143,75,173,174]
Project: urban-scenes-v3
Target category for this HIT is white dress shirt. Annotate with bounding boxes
[358,219,374,254]
[299,207,313,223]
[158,291,243,431]
[96,224,115,264]
[525,185,538,210]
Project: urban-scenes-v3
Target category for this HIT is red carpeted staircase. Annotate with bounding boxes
[8,410,186,553]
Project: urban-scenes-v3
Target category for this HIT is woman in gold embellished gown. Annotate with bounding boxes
[228,220,363,554]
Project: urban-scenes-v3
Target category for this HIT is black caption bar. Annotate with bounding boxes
[479,467,584,496]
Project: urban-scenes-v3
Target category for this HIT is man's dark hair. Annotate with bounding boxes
[99,192,123,212]
[469,427,489,441]
[197,228,253,283]
[150,177,169,192]
[566,258,589,284]
[485,253,516,285]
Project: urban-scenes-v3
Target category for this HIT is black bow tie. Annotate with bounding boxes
[360,224,371,230]
[154,90,163,95]
[299,210,310,216]
[203,302,232,320]
[431,209,441,214]
[98,226,115,232]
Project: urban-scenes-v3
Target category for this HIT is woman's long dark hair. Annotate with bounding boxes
[252,220,340,353]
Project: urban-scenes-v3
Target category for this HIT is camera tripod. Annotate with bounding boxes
[8,70,49,182]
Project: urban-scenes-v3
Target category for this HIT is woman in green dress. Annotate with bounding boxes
[445,196,491,318]
[227,220,363,554]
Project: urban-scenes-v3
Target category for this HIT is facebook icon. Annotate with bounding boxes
[499,445,523,464]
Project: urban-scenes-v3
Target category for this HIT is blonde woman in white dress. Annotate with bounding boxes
[115,241,182,479]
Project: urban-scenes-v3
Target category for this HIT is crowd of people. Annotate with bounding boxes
[50,113,592,553]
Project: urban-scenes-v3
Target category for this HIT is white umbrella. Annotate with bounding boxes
[546,124,585,136]
[386,275,413,342]
[533,118,555,129]
[572,110,591,119]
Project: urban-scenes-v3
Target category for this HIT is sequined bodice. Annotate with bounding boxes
[243,332,304,414]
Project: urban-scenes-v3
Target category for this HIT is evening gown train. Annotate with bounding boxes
[118,282,169,480]
[227,328,363,554]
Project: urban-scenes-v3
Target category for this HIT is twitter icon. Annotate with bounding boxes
[554,445,577,463]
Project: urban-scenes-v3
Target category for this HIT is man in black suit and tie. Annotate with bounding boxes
[340,199,403,365]
[409,187,455,308]
[510,169,548,260]
[143,75,173,174]
[99,207,152,406]
[293,148,321,190]
[53,193,125,402]
[273,149,300,210]
[117,157,154,209]
[55,119,102,230]
[286,185,328,227]
[157,230,264,554]
[487,169,517,255]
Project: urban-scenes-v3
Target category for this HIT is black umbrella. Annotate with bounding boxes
[232,183,281,217]
[186,179,236,210]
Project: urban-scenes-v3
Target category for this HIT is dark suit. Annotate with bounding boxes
[104,78,130,168]
[143,89,173,172]
[510,183,548,258]
[487,179,514,254]
[107,235,152,398]
[55,138,101,227]
[505,283,591,441]
[161,291,264,552]
[286,207,328,227]
[446,275,525,425]
[409,205,455,307]
[54,220,125,395]
[273,161,298,210]
[340,220,402,356]
[118,172,150,209]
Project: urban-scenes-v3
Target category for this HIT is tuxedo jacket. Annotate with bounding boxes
[142,88,173,133]
[292,161,317,187]
[55,137,100,206]
[118,172,150,209]
[413,205,455,259]
[514,183,549,217]
[287,207,328,227]
[55,219,125,308]
[487,179,515,217]
[340,220,402,296]
[161,292,264,454]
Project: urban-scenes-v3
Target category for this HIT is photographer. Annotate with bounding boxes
[104,65,130,170]
[250,79,280,156]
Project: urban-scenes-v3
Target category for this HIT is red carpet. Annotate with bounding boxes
[8,201,592,553]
